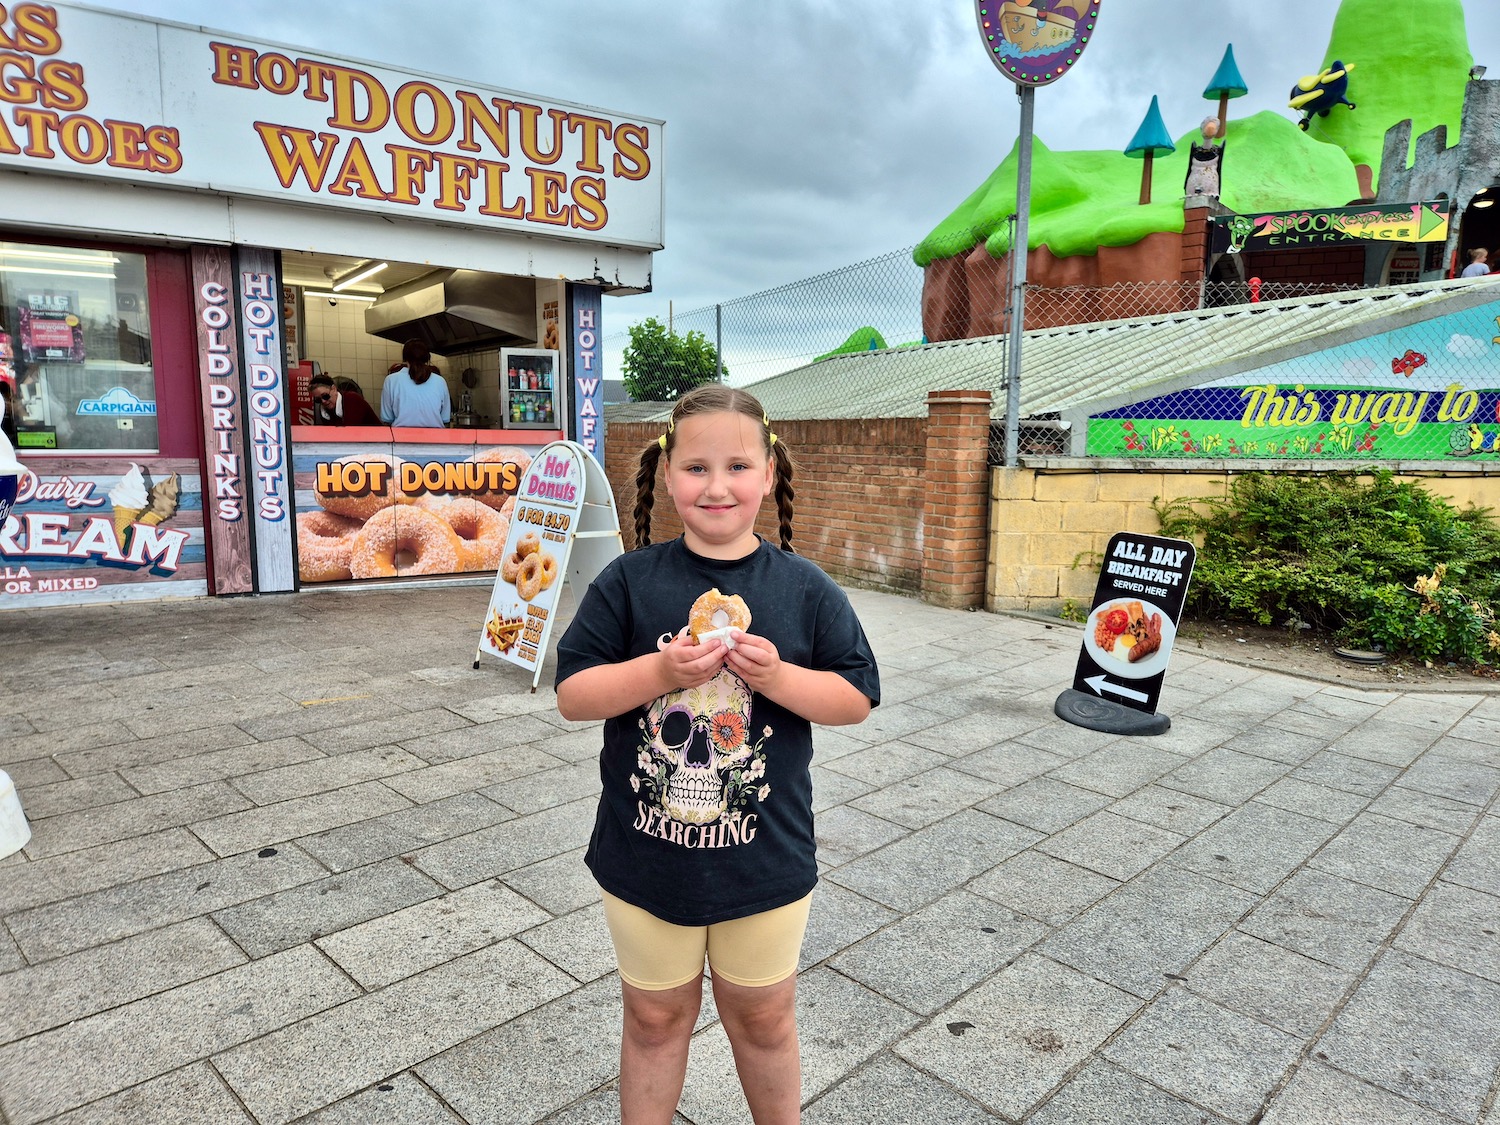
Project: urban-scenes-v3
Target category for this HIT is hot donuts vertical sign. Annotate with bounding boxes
[479,442,587,678]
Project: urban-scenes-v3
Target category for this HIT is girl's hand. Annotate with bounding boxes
[660,631,729,690]
[723,630,782,693]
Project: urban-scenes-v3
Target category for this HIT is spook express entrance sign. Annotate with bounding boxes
[1056,532,1195,735]
[0,3,663,248]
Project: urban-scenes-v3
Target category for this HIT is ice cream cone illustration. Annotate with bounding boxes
[107,464,149,549]
[138,473,180,527]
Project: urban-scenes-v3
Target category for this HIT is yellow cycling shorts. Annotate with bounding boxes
[599,889,813,991]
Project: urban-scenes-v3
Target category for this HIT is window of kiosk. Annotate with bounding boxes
[0,241,157,453]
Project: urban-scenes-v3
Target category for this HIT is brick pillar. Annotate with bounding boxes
[922,389,993,608]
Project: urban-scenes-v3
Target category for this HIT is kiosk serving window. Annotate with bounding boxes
[0,241,157,452]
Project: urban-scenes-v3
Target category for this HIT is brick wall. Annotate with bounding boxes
[605,392,994,604]
[990,464,1500,612]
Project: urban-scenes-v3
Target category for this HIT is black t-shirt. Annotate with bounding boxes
[556,537,880,926]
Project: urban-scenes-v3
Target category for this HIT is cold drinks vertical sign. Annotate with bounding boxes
[191,245,253,595]
[1072,532,1195,715]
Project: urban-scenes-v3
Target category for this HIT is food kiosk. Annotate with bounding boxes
[0,2,659,609]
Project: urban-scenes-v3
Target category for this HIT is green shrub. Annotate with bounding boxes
[1153,471,1500,663]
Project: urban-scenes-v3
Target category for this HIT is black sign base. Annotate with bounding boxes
[1054,688,1171,736]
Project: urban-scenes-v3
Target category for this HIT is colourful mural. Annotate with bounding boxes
[1085,303,1500,460]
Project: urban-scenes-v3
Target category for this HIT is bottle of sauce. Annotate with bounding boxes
[508,363,517,389]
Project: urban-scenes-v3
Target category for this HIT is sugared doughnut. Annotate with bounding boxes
[296,510,363,582]
[516,553,545,601]
[501,551,522,582]
[689,588,751,643]
[516,531,541,558]
[468,446,532,512]
[348,505,461,579]
[419,497,510,571]
[317,454,410,521]
[538,551,559,589]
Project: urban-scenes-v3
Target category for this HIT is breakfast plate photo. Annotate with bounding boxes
[1082,597,1176,679]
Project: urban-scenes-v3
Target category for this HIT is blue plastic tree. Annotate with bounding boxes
[1125,95,1176,205]
[1203,44,1248,136]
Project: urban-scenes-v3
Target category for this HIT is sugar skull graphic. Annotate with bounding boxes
[632,622,772,839]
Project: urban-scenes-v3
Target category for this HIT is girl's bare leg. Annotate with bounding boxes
[710,973,801,1124]
[619,975,703,1124]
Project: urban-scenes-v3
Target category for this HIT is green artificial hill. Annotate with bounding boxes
[917,0,1471,265]
[1308,0,1470,175]
[813,326,888,362]
[916,112,1360,264]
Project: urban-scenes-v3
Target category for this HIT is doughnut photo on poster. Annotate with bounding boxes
[1082,598,1176,679]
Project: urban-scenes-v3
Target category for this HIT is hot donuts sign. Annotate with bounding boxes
[0,3,665,247]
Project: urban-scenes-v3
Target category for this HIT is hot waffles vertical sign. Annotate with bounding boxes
[0,3,665,246]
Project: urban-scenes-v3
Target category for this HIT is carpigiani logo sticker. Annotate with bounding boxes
[630,657,773,850]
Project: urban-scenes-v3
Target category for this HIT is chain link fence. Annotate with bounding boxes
[606,233,1499,469]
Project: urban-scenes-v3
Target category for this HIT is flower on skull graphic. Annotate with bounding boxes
[634,665,771,828]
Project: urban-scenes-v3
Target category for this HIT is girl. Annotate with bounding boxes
[555,384,879,1124]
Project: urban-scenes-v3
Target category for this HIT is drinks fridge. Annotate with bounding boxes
[500,348,560,429]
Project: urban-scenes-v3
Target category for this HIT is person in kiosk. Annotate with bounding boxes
[555,384,880,1123]
[380,338,451,428]
[309,372,379,426]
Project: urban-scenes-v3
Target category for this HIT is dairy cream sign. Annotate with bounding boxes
[0,3,664,247]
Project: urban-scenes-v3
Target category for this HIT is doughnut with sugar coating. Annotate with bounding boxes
[538,552,559,589]
[688,588,751,643]
[516,553,545,601]
[296,510,363,582]
[419,496,510,571]
[349,505,461,578]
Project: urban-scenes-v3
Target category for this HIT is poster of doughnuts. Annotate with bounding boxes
[1069,531,1195,715]
[478,441,591,675]
[290,442,540,585]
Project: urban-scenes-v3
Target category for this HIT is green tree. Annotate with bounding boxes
[621,317,724,401]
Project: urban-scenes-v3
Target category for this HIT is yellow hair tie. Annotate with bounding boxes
[769,432,778,446]
[658,434,667,450]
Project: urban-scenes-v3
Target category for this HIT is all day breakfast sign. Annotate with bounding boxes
[0,2,664,247]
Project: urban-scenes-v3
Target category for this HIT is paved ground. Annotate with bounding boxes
[0,583,1497,1125]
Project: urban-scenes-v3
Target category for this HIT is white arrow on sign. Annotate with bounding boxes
[1085,675,1150,703]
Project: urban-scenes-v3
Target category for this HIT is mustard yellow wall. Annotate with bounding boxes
[988,467,1500,613]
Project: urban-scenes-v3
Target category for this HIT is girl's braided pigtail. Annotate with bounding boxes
[772,442,796,552]
[633,441,663,548]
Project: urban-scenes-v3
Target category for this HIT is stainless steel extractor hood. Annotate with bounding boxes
[364,269,537,354]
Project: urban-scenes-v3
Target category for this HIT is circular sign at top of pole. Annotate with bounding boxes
[975,1,1103,87]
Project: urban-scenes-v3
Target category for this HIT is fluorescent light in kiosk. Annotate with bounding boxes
[330,262,388,292]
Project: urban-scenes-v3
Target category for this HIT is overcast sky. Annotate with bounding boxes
[90,0,1500,332]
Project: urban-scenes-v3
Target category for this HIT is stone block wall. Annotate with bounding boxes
[989,464,1500,612]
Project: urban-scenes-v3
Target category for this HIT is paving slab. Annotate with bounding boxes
[42,1063,254,1125]
[1315,948,1500,1123]
[1183,929,1355,1037]
[1309,811,1462,899]
[802,1053,1005,1124]
[0,945,357,1125]
[968,848,1121,927]
[829,889,1046,1015]
[1392,881,1500,984]
[190,780,413,857]
[213,941,577,1125]
[1027,1058,1233,1125]
[289,1072,465,1125]
[211,855,445,956]
[1260,1061,1467,1125]
[1241,867,1413,972]
[893,953,1142,1121]
[1041,865,1257,999]
[1102,986,1304,1122]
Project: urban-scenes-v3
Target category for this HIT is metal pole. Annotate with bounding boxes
[1004,84,1034,467]
[715,303,723,382]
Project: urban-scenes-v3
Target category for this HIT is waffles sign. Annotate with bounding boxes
[974,1,1102,86]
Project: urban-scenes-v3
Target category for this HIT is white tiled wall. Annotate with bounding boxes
[300,296,510,425]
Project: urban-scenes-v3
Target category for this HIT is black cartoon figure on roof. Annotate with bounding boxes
[1289,60,1356,130]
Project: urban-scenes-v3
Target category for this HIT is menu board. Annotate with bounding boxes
[1070,532,1196,716]
[476,440,621,688]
